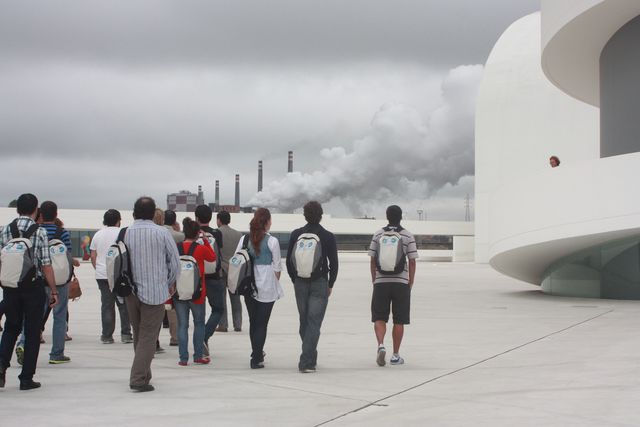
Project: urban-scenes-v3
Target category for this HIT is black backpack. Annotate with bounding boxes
[106,228,136,297]
[228,235,257,297]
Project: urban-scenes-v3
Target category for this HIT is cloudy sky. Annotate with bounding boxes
[0,0,539,220]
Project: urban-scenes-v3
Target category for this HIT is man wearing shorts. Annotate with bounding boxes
[368,205,418,366]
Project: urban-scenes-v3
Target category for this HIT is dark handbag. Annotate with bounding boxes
[68,275,82,300]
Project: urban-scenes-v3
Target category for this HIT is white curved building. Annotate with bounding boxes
[476,2,640,299]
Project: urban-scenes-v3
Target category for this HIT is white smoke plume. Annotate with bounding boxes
[248,65,484,215]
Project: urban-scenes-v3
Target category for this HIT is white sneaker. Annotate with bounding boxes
[390,354,404,365]
[376,346,386,367]
[203,342,210,358]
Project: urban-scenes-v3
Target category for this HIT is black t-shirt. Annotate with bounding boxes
[286,223,339,287]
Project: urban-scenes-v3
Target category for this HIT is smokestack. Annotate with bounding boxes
[258,160,263,192]
[235,174,240,207]
[288,151,293,173]
[196,185,205,206]
[215,180,220,207]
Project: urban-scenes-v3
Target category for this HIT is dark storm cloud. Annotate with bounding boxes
[0,0,539,67]
[0,0,540,215]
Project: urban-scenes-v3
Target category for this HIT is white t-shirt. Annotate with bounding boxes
[89,227,121,279]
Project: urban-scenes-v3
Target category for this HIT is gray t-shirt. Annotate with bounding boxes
[368,226,418,285]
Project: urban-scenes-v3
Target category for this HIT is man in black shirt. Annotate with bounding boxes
[286,201,338,373]
[195,205,226,358]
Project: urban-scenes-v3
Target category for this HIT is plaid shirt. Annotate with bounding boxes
[0,216,51,277]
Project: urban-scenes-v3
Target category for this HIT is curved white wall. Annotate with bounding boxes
[476,6,640,297]
[475,12,599,264]
[489,153,640,284]
[541,0,640,106]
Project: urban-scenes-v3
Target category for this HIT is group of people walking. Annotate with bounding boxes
[0,193,417,392]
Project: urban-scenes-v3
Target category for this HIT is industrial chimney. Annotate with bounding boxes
[197,185,204,206]
[235,174,240,207]
[258,160,263,192]
[288,151,293,173]
[215,180,220,207]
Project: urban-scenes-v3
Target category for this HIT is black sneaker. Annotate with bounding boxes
[49,356,71,364]
[0,366,6,388]
[20,380,41,391]
[250,361,264,369]
[130,384,154,392]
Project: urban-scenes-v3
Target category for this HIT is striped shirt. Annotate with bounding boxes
[368,225,418,285]
[0,216,51,277]
[124,220,180,305]
[40,223,72,252]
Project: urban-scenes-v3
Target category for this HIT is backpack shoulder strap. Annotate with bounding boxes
[9,220,20,239]
[215,229,223,248]
[116,227,127,243]
[23,223,40,239]
[177,242,184,256]
[242,235,254,261]
[187,242,198,257]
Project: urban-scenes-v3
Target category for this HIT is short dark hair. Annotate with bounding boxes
[164,209,177,226]
[133,197,156,220]
[195,204,212,224]
[386,205,402,225]
[182,217,200,239]
[16,193,38,216]
[40,201,58,222]
[303,201,323,224]
[103,209,121,226]
[217,210,231,225]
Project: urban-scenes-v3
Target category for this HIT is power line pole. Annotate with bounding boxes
[464,194,471,222]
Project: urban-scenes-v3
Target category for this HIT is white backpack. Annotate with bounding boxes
[292,233,322,279]
[376,227,406,275]
[48,227,73,286]
[199,230,222,277]
[0,221,39,288]
[176,242,202,301]
[227,235,256,296]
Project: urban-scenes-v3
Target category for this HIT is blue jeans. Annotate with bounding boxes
[174,299,205,362]
[293,277,329,370]
[204,278,226,342]
[45,284,69,359]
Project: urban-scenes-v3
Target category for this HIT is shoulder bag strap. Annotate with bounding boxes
[23,223,40,239]
[187,242,198,257]
[9,220,20,239]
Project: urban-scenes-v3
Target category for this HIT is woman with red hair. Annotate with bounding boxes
[237,208,283,369]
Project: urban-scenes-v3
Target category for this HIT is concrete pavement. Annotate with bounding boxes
[1,254,639,426]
